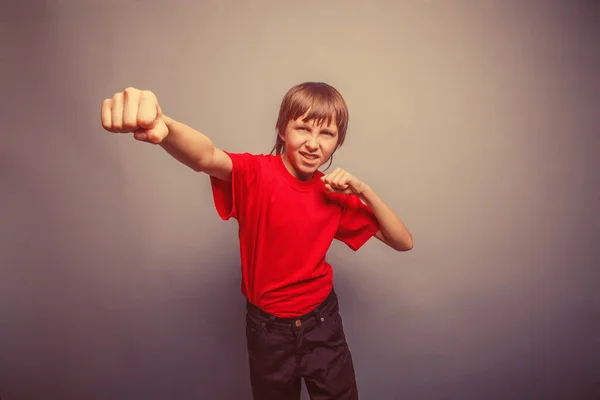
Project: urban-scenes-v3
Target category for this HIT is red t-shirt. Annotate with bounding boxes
[210,152,379,317]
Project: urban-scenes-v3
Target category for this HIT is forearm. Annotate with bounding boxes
[359,185,413,251]
[160,115,215,172]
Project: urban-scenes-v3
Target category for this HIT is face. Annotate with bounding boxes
[280,112,339,181]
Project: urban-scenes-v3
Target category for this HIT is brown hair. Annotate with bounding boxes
[271,82,349,168]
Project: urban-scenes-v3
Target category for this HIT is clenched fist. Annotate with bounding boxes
[101,87,168,144]
[321,168,365,195]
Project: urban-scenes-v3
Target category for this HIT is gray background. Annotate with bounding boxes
[2,0,599,399]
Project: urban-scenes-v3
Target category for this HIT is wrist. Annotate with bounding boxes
[357,183,373,202]
[161,115,176,144]
[163,114,174,129]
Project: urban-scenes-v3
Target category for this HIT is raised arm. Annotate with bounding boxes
[100,87,232,181]
[321,167,413,251]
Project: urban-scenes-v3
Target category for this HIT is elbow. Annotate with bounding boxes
[191,146,216,172]
[395,243,413,252]
[379,229,413,252]
[394,236,414,252]
[191,160,207,172]
[191,162,205,172]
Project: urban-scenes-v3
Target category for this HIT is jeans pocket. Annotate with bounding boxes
[321,308,344,336]
[245,313,268,348]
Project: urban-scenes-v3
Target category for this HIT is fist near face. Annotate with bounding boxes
[101,87,168,144]
[321,168,365,195]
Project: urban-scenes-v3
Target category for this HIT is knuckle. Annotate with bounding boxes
[140,89,154,99]
[123,121,137,131]
[142,90,159,105]
[123,87,140,99]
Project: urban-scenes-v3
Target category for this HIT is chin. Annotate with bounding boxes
[289,159,314,177]
[297,163,317,175]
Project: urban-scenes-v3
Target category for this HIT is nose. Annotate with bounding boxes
[305,135,319,150]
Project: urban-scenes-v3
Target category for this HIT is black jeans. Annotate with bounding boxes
[245,289,358,400]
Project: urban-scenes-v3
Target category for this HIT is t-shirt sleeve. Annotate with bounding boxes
[335,194,380,251]
[209,151,258,221]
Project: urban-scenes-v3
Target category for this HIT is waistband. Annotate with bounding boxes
[246,288,338,330]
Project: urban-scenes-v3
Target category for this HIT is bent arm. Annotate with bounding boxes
[160,115,232,181]
[358,185,413,251]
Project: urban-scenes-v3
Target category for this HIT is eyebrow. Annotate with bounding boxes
[296,122,338,134]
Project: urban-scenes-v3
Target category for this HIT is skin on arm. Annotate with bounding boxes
[321,168,413,251]
[161,116,232,181]
[359,184,413,251]
[100,87,233,181]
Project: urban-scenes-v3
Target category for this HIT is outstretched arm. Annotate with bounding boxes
[101,87,232,181]
[161,116,232,181]
[321,168,413,251]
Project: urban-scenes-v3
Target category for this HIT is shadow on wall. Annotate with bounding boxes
[1,231,256,399]
[107,236,256,400]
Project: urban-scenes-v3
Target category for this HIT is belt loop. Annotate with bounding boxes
[261,314,276,332]
[313,308,324,325]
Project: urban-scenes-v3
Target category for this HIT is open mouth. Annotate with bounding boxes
[300,151,319,162]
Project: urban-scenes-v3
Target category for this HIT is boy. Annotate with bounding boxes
[101,82,413,399]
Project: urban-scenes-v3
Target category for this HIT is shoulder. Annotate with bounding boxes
[226,152,276,162]
[224,151,268,161]
[324,190,368,212]
[224,151,274,170]
[322,189,352,208]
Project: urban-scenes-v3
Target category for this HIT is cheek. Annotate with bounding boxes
[286,140,301,153]
[321,141,337,156]
[285,133,303,149]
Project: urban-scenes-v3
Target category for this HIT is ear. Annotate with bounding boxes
[279,128,290,150]
[279,119,294,143]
